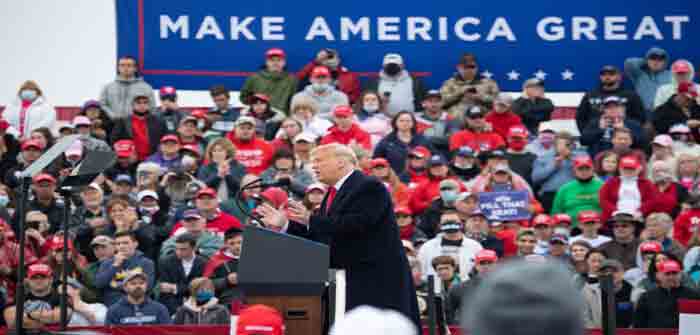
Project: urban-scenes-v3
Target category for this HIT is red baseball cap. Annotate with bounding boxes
[507,125,529,139]
[250,93,270,104]
[113,139,135,158]
[656,260,681,274]
[310,66,331,78]
[410,146,431,159]
[236,304,285,335]
[333,105,354,118]
[532,214,553,227]
[552,213,572,226]
[370,158,390,169]
[640,241,663,254]
[678,81,698,98]
[573,155,594,169]
[21,139,44,151]
[191,109,208,119]
[27,263,52,279]
[672,61,691,74]
[159,86,177,97]
[265,48,286,59]
[395,206,412,216]
[577,210,601,224]
[33,173,56,184]
[258,187,288,208]
[619,156,641,169]
[475,249,499,263]
[196,187,217,199]
[160,134,180,144]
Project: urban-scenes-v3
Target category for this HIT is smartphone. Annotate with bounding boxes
[383,91,392,98]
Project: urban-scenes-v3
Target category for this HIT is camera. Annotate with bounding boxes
[383,91,392,98]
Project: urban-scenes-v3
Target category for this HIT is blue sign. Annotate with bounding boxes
[117,0,698,92]
[478,191,530,221]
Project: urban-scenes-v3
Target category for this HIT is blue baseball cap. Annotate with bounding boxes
[114,174,133,185]
[428,155,448,167]
[456,146,475,157]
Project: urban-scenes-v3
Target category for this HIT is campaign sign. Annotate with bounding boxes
[478,191,530,221]
[116,0,698,91]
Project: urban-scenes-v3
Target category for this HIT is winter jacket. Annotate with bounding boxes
[297,62,361,103]
[99,76,156,120]
[196,161,247,201]
[110,113,169,158]
[675,208,700,247]
[600,239,640,271]
[512,96,555,135]
[580,118,647,157]
[95,250,156,307]
[576,85,646,131]
[320,124,372,150]
[157,108,186,133]
[654,60,700,109]
[634,285,700,328]
[260,166,314,199]
[551,178,604,228]
[240,70,298,114]
[226,133,274,176]
[366,70,427,116]
[653,95,700,136]
[173,298,230,325]
[211,258,243,306]
[290,86,349,120]
[485,110,523,140]
[598,177,658,224]
[160,232,224,262]
[105,297,171,325]
[417,234,482,284]
[532,152,578,195]
[448,129,505,152]
[439,73,500,119]
[373,132,434,176]
[3,96,56,138]
[624,47,673,113]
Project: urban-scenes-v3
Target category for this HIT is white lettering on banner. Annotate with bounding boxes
[157,15,689,42]
[262,17,285,40]
[340,17,370,40]
[230,17,256,40]
[160,15,189,39]
[195,16,224,40]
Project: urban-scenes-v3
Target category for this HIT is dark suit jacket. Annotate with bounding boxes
[288,170,421,327]
[157,254,207,314]
[110,113,168,156]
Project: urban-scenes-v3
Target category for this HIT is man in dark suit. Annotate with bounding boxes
[157,233,207,314]
[110,94,168,161]
[259,143,421,328]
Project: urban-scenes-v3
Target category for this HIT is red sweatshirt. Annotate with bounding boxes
[449,130,505,152]
[485,111,523,140]
[598,177,659,224]
[408,176,466,215]
[674,208,700,247]
[320,124,372,150]
[227,133,274,175]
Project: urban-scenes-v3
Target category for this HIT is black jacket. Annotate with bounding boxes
[446,275,482,324]
[158,254,207,314]
[419,199,454,239]
[211,258,243,306]
[634,285,700,328]
[110,113,168,157]
[288,171,421,328]
[504,151,537,186]
[512,97,555,135]
[653,96,700,136]
[576,85,646,131]
[12,197,65,234]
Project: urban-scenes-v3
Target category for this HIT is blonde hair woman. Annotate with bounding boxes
[197,137,247,201]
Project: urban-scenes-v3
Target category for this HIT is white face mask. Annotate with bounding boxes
[364,103,379,113]
[311,82,329,93]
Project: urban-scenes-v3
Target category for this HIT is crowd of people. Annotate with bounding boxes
[0,45,698,330]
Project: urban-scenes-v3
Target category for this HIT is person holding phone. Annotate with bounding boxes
[439,53,499,122]
[364,53,427,116]
[297,48,361,103]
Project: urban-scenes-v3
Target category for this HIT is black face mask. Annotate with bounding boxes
[384,64,402,76]
[440,220,463,234]
[452,165,480,179]
[133,110,148,117]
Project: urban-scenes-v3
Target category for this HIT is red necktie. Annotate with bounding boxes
[325,186,337,212]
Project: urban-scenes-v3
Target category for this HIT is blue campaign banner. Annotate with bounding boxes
[478,191,530,221]
[116,0,698,92]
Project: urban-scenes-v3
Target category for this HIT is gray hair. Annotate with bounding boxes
[646,212,673,228]
[136,162,163,176]
[312,143,358,167]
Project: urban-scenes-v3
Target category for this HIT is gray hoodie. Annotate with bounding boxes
[290,85,349,120]
[99,76,156,119]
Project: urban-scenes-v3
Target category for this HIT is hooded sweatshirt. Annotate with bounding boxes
[239,69,298,113]
[226,132,274,175]
[105,297,171,325]
[173,297,230,325]
[290,85,349,120]
[654,59,700,108]
[624,47,673,113]
[376,70,417,115]
[320,123,372,150]
[99,76,156,119]
[95,250,156,307]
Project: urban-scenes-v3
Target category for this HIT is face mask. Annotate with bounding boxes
[453,162,474,169]
[440,220,463,234]
[195,290,214,304]
[311,83,329,93]
[0,195,9,207]
[440,189,458,203]
[140,206,159,215]
[507,139,528,151]
[20,90,37,101]
[384,64,402,76]
[364,104,379,113]
[652,171,673,183]
[133,110,148,117]
[539,133,555,147]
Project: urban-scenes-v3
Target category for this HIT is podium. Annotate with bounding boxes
[238,226,330,335]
